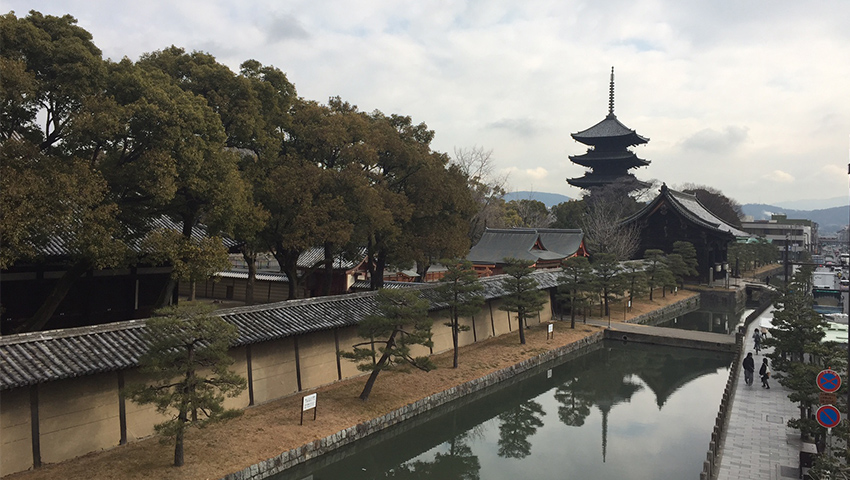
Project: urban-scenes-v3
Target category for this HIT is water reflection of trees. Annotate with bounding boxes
[497,400,546,459]
[387,433,480,479]
[554,344,730,427]
[554,377,592,426]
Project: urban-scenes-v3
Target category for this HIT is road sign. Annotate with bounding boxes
[819,392,837,405]
[816,369,841,393]
[816,405,841,429]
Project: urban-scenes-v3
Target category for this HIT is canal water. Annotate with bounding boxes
[657,307,751,334]
[277,341,732,480]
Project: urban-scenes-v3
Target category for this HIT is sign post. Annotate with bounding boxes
[301,393,317,425]
[547,322,554,340]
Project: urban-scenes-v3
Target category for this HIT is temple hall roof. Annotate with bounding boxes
[467,228,585,265]
[620,184,751,238]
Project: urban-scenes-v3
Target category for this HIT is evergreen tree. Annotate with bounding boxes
[342,289,434,401]
[591,253,624,317]
[558,256,593,328]
[643,249,671,301]
[499,258,547,345]
[127,304,246,467]
[434,259,484,368]
[668,241,698,284]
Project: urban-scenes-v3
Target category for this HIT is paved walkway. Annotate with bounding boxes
[716,307,804,480]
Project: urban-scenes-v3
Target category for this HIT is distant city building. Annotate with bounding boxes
[567,67,650,192]
[740,214,816,261]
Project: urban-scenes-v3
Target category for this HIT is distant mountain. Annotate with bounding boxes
[741,204,849,234]
[772,196,847,211]
[503,191,572,208]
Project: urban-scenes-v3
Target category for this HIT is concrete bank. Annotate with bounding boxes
[221,331,604,480]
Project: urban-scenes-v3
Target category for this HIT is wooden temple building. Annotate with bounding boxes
[620,184,750,283]
[467,228,588,276]
[567,67,650,191]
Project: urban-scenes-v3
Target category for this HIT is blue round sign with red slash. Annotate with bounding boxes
[817,369,842,393]
[816,405,842,429]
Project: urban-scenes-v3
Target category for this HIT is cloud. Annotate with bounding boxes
[821,164,846,177]
[485,118,539,137]
[763,170,795,183]
[265,14,310,42]
[525,167,548,180]
[679,126,749,154]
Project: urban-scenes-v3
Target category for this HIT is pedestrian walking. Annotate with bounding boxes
[753,330,761,353]
[742,352,755,386]
[759,358,770,389]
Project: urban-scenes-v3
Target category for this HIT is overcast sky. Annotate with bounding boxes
[7,1,850,206]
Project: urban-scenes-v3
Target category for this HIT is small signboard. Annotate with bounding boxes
[816,405,841,429]
[820,392,837,405]
[817,369,841,393]
[546,322,554,340]
[301,393,317,425]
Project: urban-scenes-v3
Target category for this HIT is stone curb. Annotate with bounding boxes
[220,330,605,480]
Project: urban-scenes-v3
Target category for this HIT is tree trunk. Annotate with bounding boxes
[174,409,186,467]
[518,312,526,345]
[321,242,334,296]
[273,244,301,300]
[416,259,431,283]
[570,289,577,329]
[452,313,459,368]
[359,331,397,401]
[373,249,387,290]
[16,260,91,333]
[243,250,257,305]
[188,281,196,301]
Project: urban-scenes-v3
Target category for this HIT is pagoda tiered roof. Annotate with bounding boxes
[567,173,649,189]
[571,113,649,147]
[569,149,650,169]
[566,68,650,191]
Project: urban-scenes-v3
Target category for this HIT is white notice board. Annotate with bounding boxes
[302,393,317,411]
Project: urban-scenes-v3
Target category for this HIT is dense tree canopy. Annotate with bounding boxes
[2,11,482,332]
[680,183,743,228]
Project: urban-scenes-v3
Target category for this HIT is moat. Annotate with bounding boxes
[278,340,733,479]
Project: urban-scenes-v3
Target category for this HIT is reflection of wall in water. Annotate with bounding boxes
[656,308,743,334]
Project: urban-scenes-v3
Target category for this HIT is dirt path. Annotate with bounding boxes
[4,291,696,480]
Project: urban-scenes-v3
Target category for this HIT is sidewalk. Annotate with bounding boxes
[716,308,804,480]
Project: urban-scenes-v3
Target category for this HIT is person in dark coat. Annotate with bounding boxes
[742,352,755,386]
[753,330,761,353]
[759,358,770,389]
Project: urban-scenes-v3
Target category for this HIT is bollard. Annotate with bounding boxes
[710,440,716,456]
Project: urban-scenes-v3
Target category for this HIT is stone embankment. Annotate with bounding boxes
[222,331,603,480]
[223,294,706,480]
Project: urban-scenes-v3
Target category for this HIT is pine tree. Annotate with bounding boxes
[558,256,593,329]
[342,289,434,401]
[434,259,484,368]
[127,304,246,467]
[591,253,624,318]
[499,258,547,344]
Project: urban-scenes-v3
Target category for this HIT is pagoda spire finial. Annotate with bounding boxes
[608,66,615,116]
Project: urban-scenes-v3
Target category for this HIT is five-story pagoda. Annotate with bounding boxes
[567,68,650,191]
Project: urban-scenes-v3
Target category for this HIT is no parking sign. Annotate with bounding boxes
[817,369,841,393]
[816,405,841,429]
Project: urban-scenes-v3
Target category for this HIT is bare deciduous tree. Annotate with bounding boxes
[453,146,510,244]
[581,181,642,260]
